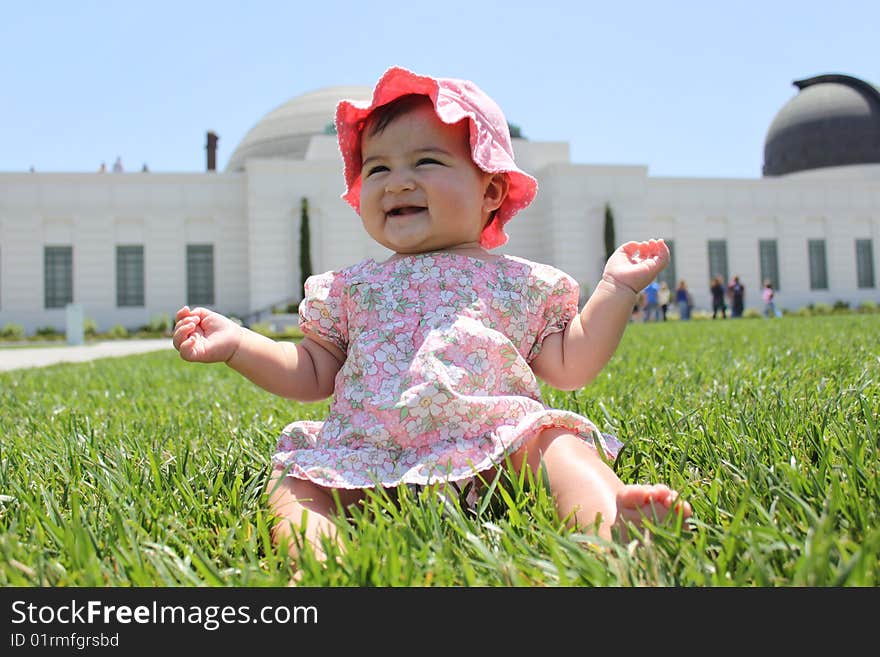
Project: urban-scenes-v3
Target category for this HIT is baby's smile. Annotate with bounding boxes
[387,206,426,217]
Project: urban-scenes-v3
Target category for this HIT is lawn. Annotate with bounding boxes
[0,315,877,586]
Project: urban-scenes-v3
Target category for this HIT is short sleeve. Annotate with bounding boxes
[298,270,348,352]
[526,265,580,363]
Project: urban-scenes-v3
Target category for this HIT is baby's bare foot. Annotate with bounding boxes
[613,484,692,541]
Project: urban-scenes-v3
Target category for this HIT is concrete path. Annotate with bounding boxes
[0,339,174,372]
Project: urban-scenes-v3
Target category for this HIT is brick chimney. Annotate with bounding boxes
[206,131,219,171]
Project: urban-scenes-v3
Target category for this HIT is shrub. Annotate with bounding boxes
[857,300,878,314]
[0,323,25,340]
[270,303,299,315]
[248,321,301,341]
[84,317,99,337]
[107,324,129,339]
[279,325,304,340]
[743,308,762,319]
[250,322,274,337]
[146,313,171,334]
[811,302,833,316]
[35,326,60,337]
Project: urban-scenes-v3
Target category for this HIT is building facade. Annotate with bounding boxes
[1,75,878,335]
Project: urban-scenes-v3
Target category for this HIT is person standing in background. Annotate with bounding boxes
[728,275,745,318]
[710,276,727,319]
[762,280,778,318]
[658,281,671,321]
[642,279,660,322]
[675,280,691,320]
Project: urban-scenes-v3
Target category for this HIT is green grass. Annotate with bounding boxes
[1,315,877,586]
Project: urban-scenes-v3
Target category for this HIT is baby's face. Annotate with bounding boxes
[358,101,494,254]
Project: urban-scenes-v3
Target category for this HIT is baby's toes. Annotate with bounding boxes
[617,484,665,510]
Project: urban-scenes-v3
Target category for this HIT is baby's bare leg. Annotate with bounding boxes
[265,468,364,565]
[507,428,691,541]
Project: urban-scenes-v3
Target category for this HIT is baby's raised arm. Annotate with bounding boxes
[531,239,668,390]
[173,306,344,401]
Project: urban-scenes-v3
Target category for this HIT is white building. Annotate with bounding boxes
[1,74,878,335]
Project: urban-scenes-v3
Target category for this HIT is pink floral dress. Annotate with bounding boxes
[272,252,622,490]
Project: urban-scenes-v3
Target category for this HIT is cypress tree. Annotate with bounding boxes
[299,197,313,299]
[604,202,616,262]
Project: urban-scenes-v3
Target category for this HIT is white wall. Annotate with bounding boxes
[0,173,245,334]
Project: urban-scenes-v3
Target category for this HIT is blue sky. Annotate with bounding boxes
[2,0,876,178]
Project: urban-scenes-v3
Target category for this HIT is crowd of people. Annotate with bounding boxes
[632,274,780,321]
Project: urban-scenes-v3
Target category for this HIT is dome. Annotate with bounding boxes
[763,74,880,176]
[225,85,372,172]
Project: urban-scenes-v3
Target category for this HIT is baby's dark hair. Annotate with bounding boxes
[363,93,434,137]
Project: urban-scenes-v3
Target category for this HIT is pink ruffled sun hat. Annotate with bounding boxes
[335,66,538,250]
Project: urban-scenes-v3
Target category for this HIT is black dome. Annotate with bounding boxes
[763,74,880,176]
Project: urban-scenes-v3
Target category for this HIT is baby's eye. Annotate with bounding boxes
[365,165,389,177]
[416,158,443,166]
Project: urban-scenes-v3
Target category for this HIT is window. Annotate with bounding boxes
[116,245,145,307]
[657,239,676,289]
[44,246,73,309]
[186,244,214,306]
[707,240,728,282]
[808,239,828,290]
[856,239,875,288]
[759,240,780,290]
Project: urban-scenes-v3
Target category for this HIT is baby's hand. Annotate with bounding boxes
[172,306,243,363]
[603,239,670,294]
